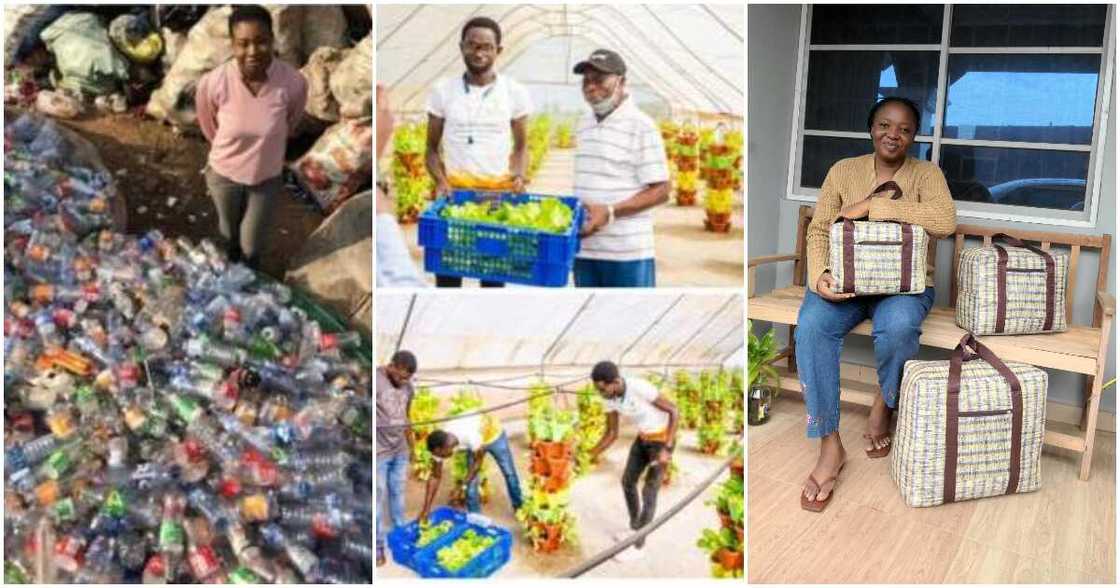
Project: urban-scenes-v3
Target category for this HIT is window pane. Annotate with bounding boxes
[944,54,1100,144]
[805,51,939,135]
[951,5,1107,47]
[800,136,930,189]
[939,145,1089,211]
[811,5,944,45]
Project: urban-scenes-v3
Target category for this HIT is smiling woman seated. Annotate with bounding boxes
[794,96,958,512]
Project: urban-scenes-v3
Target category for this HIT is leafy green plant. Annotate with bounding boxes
[574,384,605,477]
[674,370,701,429]
[698,370,729,455]
[435,529,497,572]
[515,487,579,549]
[748,320,781,396]
[409,387,441,481]
[440,198,573,234]
[697,527,739,554]
[527,115,553,179]
[416,519,454,548]
[729,370,744,433]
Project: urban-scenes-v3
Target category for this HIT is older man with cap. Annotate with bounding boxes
[571,49,671,288]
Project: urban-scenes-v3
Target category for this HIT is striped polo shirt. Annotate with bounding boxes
[574,96,670,261]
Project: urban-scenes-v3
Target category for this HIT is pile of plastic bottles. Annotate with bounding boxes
[5,113,122,239]
[4,117,373,583]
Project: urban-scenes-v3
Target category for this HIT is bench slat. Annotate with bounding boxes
[748,286,1101,375]
[1068,245,1081,322]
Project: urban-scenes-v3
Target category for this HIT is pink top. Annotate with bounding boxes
[196,59,308,185]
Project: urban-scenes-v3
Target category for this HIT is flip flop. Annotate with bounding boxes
[864,432,892,458]
[800,462,844,513]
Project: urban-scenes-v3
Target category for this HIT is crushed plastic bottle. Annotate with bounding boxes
[4,118,373,582]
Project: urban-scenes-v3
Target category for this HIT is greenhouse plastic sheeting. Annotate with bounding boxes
[377,4,743,117]
[377,293,743,371]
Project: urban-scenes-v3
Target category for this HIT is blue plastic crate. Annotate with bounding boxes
[387,507,463,569]
[418,190,583,287]
[412,517,512,578]
[386,507,512,578]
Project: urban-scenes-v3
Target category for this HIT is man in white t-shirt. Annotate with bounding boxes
[417,411,524,522]
[572,49,671,287]
[588,361,679,549]
[425,16,533,288]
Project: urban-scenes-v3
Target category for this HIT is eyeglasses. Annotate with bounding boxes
[462,41,497,53]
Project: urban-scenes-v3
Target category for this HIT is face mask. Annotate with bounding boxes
[590,83,619,116]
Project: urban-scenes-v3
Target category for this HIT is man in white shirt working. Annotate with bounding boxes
[418,410,524,521]
[425,16,533,288]
[588,361,679,549]
[572,50,671,287]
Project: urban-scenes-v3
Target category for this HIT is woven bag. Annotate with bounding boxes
[829,181,928,296]
[956,234,1069,335]
[890,334,1047,507]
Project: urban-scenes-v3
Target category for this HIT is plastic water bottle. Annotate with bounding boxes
[157,491,187,582]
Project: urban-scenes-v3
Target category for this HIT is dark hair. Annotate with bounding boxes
[391,350,417,374]
[461,16,502,47]
[590,361,620,383]
[867,96,921,132]
[427,430,452,453]
[229,5,273,37]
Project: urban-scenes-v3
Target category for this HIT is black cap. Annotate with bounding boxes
[573,49,626,76]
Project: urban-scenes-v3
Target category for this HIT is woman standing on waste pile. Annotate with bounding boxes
[196,4,307,270]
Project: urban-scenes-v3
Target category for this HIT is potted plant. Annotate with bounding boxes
[729,370,744,435]
[729,441,744,480]
[390,121,434,224]
[697,371,727,455]
[697,527,743,577]
[747,321,781,426]
[516,487,578,553]
[574,384,605,477]
[408,387,441,481]
[674,370,701,430]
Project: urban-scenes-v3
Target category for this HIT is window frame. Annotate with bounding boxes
[785,3,1115,228]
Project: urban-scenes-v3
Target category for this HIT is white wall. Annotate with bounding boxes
[748,4,1117,414]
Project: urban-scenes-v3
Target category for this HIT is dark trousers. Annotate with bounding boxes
[435,275,505,288]
[622,438,666,529]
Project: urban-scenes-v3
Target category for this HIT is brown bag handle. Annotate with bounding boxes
[944,333,1024,503]
[991,233,1056,333]
[838,179,913,293]
[871,180,904,200]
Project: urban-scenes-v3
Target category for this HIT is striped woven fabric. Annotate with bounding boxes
[957,245,1069,335]
[829,220,928,295]
[890,358,1047,508]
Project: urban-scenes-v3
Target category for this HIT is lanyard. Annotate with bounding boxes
[461,73,497,146]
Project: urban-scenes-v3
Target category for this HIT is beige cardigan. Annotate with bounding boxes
[806,153,958,286]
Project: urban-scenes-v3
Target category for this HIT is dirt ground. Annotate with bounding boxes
[378,422,732,579]
[9,107,328,280]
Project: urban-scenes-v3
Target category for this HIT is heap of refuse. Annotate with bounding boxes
[3,116,373,583]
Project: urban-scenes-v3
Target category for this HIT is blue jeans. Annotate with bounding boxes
[465,432,524,513]
[376,449,409,552]
[573,258,655,287]
[794,287,935,438]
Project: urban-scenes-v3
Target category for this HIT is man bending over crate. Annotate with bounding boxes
[425,16,533,288]
[588,361,679,549]
[420,408,524,521]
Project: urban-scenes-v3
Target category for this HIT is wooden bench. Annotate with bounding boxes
[748,205,1114,480]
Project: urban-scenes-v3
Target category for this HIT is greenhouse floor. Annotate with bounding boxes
[397,148,745,288]
[379,423,733,578]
